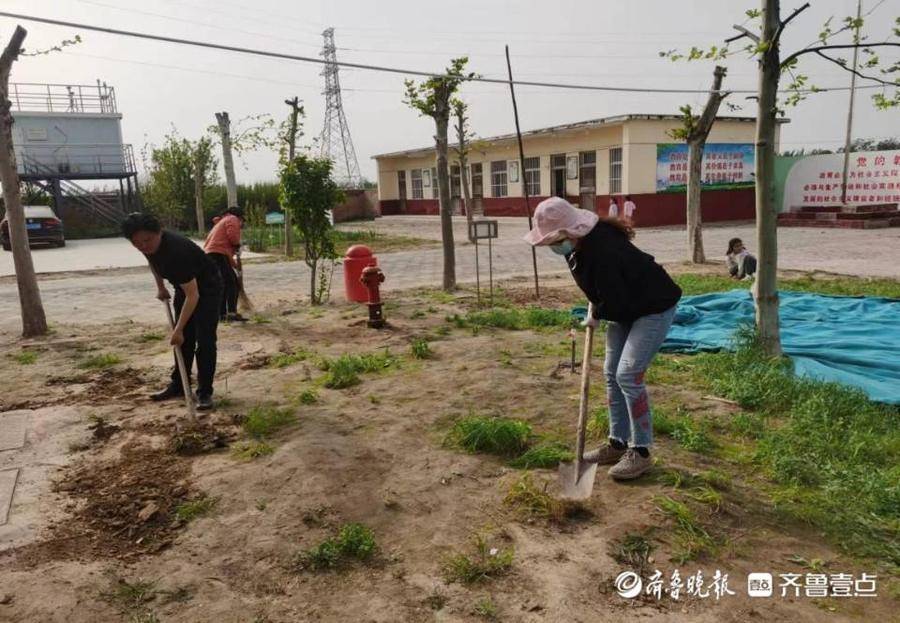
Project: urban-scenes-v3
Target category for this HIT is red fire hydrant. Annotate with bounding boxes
[343,245,377,303]
[360,262,386,328]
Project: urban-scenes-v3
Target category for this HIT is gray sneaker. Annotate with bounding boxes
[583,444,627,465]
[608,449,652,480]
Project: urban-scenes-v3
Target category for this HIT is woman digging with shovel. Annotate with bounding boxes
[524,197,681,481]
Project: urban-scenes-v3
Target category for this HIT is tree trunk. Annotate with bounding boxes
[194,158,205,235]
[686,140,705,263]
[215,112,238,209]
[686,65,728,264]
[0,26,48,337]
[309,259,318,305]
[755,0,783,355]
[460,153,474,243]
[435,113,456,291]
[284,97,300,257]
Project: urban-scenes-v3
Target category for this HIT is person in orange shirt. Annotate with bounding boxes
[204,206,247,322]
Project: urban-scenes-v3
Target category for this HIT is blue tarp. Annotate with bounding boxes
[661,290,900,405]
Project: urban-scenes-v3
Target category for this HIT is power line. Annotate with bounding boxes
[1,12,888,95]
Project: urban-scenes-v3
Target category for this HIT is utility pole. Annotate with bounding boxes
[284,96,302,257]
[840,0,862,205]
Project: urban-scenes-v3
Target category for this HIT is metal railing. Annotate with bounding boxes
[16,144,136,177]
[20,155,125,226]
[9,82,118,114]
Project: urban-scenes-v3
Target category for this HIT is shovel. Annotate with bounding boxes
[558,303,598,500]
[162,300,198,425]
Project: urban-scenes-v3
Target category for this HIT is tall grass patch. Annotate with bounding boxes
[320,350,398,389]
[446,415,532,457]
[695,333,900,565]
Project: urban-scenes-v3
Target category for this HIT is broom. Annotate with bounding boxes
[235,248,254,313]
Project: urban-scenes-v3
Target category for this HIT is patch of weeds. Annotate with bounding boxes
[443,534,514,584]
[654,495,718,563]
[674,272,900,298]
[424,289,456,304]
[232,440,274,461]
[410,310,426,319]
[473,596,499,620]
[269,348,311,368]
[695,332,900,565]
[587,407,610,440]
[251,314,271,324]
[671,418,715,454]
[450,307,574,331]
[508,442,572,469]
[609,532,655,575]
[685,485,724,513]
[446,415,532,457]
[10,350,37,365]
[294,523,378,571]
[137,332,164,343]
[424,587,448,611]
[787,554,827,573]
[653,404,715,454]
[101,576,157,613]
[321,350,398,389]
[504,473,584,523]
[255,499,268,511]
[128,612,160,623]
[157,585,193,605]
[433,325,451,337]
[78,352,122,370]
[243,405,296,439]
[369,394,381,405]
[410,338,432,359]
[175,495,218,523]
[297,389,318,405]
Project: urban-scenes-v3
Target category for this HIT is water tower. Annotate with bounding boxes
[10,80,139,226]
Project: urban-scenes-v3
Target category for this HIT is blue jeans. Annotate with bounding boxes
[603,306,677,449]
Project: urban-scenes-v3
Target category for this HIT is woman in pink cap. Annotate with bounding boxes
[524,197,681,480]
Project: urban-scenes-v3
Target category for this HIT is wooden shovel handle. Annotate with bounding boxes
[574,304,596,462]
[163,300,198,424]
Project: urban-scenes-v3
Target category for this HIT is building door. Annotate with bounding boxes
[398,170,407,210]
[551,153,566,198]
[471,163,484,215]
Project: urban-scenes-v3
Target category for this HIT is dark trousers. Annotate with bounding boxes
[172,288,221,397]
[209,252,238,317]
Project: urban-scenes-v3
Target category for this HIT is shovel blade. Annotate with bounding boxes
[557,459,599,500]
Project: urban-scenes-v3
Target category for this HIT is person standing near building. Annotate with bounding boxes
[204,206,247,322]
[608,198,619,218]
[122,213,223,411]
[623,195,637,223]
[523,197,682,480]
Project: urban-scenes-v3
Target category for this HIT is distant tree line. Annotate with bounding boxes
[780,137,900,157]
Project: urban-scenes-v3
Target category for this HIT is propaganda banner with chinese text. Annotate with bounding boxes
[782,150,900,209]
[656,143,754,193]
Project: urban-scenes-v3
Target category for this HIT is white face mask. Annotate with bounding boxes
[550,239,576,256]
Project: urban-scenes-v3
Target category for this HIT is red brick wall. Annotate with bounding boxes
[380,188,756,225]
[596,189,755,226]
[379,199,402,215]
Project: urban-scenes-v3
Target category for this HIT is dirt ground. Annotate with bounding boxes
[0,274,896,622]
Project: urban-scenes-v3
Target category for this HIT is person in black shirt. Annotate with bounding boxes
[525,198,681,481]
[122,213,223,410]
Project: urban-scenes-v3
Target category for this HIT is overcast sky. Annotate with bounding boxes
[3,0,897,184]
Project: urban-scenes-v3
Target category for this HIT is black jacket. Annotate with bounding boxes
[567,222,682,322]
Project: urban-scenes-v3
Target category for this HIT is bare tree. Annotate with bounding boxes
[669,66,730,264]
[0,26,48,337]
[214,112,238,208]
[666,1,899,355]
[452,98,476,242]
[404,58,475,291]
[191,137,215,235]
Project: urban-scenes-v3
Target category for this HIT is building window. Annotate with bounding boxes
[431,167,438,199]
[579,151,596,191]
[411,168,423,199]
[491,160,507,197]
[551,153,567,197]
[609,147,623,195]
[471,163,483,197]
[450,165,461,198]
[398,170,407,202]
[523,156,541,196]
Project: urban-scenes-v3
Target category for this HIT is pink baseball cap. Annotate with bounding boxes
[523,196,599,246]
